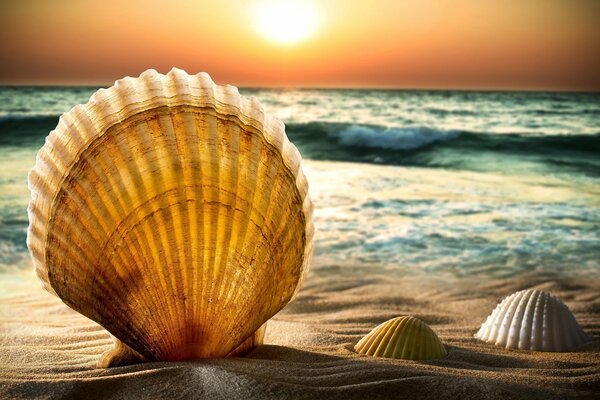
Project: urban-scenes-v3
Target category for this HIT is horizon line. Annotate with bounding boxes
[1,83,599,95]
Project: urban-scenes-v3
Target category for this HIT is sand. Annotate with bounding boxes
[0,264,598,400]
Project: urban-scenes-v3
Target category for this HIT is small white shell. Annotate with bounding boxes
[475,289,590,352]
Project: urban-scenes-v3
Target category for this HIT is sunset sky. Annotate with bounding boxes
[1,0,599,90]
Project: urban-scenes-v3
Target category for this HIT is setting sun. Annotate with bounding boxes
[253,0,319,45]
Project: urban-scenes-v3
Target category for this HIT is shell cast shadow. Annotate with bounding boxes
[99,323,267,368]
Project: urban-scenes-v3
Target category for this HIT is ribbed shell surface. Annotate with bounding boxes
[475,289,589,352]
[354,316,447,360]
[27,68,314,361]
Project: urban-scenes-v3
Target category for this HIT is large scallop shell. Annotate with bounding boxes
[475,289,590,352]
[354,316,447,360]
[27,68,314,366]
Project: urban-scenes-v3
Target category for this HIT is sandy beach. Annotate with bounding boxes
[1,262,598,399]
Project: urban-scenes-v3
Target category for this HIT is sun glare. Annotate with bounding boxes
[253,0,319,45]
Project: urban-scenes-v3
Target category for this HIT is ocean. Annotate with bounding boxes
[0,87,599,278]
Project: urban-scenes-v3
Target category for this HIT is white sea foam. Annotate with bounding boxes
[335,125,458,150]
[303,160,600,277]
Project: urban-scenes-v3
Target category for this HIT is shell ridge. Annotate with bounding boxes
[27,175,54,292]
[37,129,71,288]
[388,318,405,358]
[270,209,307,302]
[254,174,301,332]
[541,293,551,351]
[254,113,310,250]
[476,299,500,342]
[269,186,306,276]
[153,98,188,355]
[41,91,114,296]
[564,299,588,346]
[421,323,431,360]
[210,128,260,331]
[417,324,426,360]
[166,102,195,348]
[121,86,179,358]
[363,320,388,355]
[400,318,416,358]
[207,115,257,356]
[550,296,563,351]
[198,111,220,356]
[208,120,245,353]
[168,88,204,350]
[165,82,202,352]
[423,322,434,359]
[407,318,424,359]
[373,319,395,356]
[532,291,546,349]
[507,290,530,349]
[96,188,203,258]
[105,136,169,360]
[140,105,183,358]
[382,317,402,357]
[486,300,506,340]
[558,302,575,349]
[518,289,540,350]
[186,110,206,347]
[48,196,108,303]
[400,317,416,359]
[559,300,576,351]
[357,321,386,353]
[496,290,523,347]
[410,318,425,360]
[287,194,312,298]
[195,73,310,358]
[219,145,286,350]
[396,318,412,358]
[49,214,156,362]
[168,71,194,348]
[108,219,161,355]
[195,106,238,354]
[202,122,260,350]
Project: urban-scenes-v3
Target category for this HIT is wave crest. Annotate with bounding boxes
[335,125,459,150]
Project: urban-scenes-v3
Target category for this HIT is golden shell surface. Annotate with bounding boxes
[354,316,447,360]
[475,289,589,352]
[27,68,314,365]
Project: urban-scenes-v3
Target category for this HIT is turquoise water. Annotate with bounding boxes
[0,87,599,277]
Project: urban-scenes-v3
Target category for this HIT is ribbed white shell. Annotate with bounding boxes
[475,289,589,352]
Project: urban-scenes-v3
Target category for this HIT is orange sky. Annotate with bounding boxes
[1,0,599,90]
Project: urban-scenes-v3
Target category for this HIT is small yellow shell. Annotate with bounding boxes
[27,68,313,366]
[354,316,447,360]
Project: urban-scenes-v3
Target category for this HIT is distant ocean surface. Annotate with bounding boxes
[1,87,599,278]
